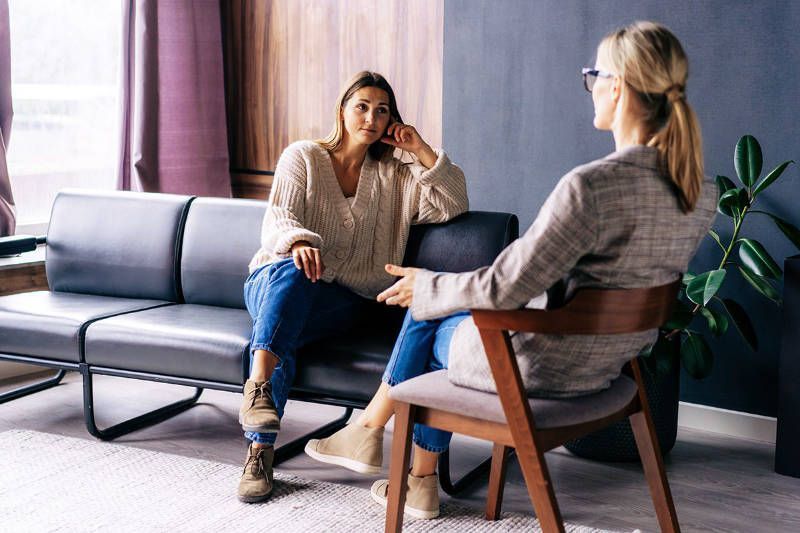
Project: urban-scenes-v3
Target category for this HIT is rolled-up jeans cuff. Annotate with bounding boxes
[245,431,276,445]
[411,435,448,454]
[249,343,285,363]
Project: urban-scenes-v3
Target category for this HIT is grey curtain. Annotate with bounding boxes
[117,0,231,197]
[0,0,14,235]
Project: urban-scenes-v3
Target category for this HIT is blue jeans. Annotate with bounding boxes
[382,309,469,453]
[243,258,369,445]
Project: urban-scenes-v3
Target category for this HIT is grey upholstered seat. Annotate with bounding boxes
[0,292,168,362]
[83,198,264,384]
[0,190,191,363]
[388,370,638,430]
[84,304,252,384]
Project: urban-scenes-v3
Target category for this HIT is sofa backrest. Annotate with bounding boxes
[180,197,266,308]
[403,211,519,272]
[46,189,191,301]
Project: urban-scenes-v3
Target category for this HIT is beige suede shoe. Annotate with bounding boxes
[304,423,384,475]
[239,379,280,433]
[237,443,274,503]
[370,473,440,519]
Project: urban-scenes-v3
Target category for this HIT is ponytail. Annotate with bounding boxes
[648,94,704,212]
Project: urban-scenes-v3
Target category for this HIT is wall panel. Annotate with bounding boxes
[222,0,443,198]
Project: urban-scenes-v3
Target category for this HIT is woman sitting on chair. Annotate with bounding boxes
[305,21,717,519]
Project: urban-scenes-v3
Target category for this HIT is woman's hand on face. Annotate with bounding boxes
[291,241,324,282]
[376,264,421,308]
[381,123,437,167]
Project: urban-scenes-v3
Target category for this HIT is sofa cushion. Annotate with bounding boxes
[84,304,252,385]
[0,291,168,363]
[180,198,266,309]
[388,369,637,430]
[46,190,191,301]
[295,305,406,403]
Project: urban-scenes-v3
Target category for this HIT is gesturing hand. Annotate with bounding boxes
[291,241,324,282]
[376,264,421,308]
[380,123,437,168]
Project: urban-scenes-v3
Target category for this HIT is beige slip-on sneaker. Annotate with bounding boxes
[304,422,384,475]
[370,473,440,519]
[239,379,280,433]
[237,443,274,503]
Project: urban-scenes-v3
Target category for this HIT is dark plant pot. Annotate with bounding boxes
[563,355,679,462]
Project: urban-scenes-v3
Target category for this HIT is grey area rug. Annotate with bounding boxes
[0,430,629,532]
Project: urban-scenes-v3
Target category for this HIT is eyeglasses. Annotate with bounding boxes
[582,68,613,93]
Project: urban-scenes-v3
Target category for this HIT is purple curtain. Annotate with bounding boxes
[0,0,15,235]
[117,0,231,197]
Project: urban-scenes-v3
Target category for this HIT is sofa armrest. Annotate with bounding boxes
[0,235,46,257]
[403,211,518,273]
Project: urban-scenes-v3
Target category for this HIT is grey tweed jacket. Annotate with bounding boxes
[410,145,718,397]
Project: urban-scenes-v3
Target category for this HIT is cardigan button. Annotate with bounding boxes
[343,219,354,229]
[335,249,346,259]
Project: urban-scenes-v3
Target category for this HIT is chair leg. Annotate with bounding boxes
[630,410,681,532]
[0,369,68,403]
[385,401,415,533]
[81,365,203,441]
[515,448,565,533]
[485,443,511,520]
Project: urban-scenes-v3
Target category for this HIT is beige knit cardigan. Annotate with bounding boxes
[249,141,469,298]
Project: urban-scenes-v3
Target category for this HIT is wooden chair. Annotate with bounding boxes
[384,281,681,532]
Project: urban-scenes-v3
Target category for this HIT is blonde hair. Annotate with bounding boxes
[316,71,403,162]
[598,21,703,212]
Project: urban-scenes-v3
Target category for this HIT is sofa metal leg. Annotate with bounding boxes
[81,365,203,441]
[438,447,508,496]
[273,406,353,465]
[0,369,68,404]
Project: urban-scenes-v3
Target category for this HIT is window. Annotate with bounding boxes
[7,0,122,232]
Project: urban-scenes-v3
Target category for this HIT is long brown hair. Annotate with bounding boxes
[599,21,703,212]
[316,71,403,161]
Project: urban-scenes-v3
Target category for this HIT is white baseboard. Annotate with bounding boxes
[678,401,777,444]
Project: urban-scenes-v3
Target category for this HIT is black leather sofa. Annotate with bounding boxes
[0,189,518,492]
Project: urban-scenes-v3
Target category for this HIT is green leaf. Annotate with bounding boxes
[763,213,800,251]
[738,265,781,303]
[738,238,782,280]
[664,300,694,330]
[643,334,679,377]
[681,333,714,379]
[686,269,727,306]
[753,160,794,197]
[735,134,763,188]
[707,229,726,251]
[717,188,741,217]
[715,175,737,195]
[700,306,729,337]
[681,272,696,286]
[721,298,758,351]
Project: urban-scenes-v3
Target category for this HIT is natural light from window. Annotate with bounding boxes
[7,0,122,229]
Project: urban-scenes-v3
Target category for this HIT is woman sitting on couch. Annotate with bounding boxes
[237,71,468,503]
[305,21,718,520]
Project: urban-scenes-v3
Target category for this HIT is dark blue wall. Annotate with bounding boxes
[443,0,800,416]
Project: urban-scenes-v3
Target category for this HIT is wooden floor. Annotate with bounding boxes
[2,370,799,532]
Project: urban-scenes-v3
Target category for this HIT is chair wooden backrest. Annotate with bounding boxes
[385,281,682,533]
[470,280,681,533]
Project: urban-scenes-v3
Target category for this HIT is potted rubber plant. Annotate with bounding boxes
[566,135,798,461]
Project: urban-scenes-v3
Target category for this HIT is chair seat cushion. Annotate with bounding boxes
[0,291,168,363]
[84,304,252,385]
[388,370,638,430]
